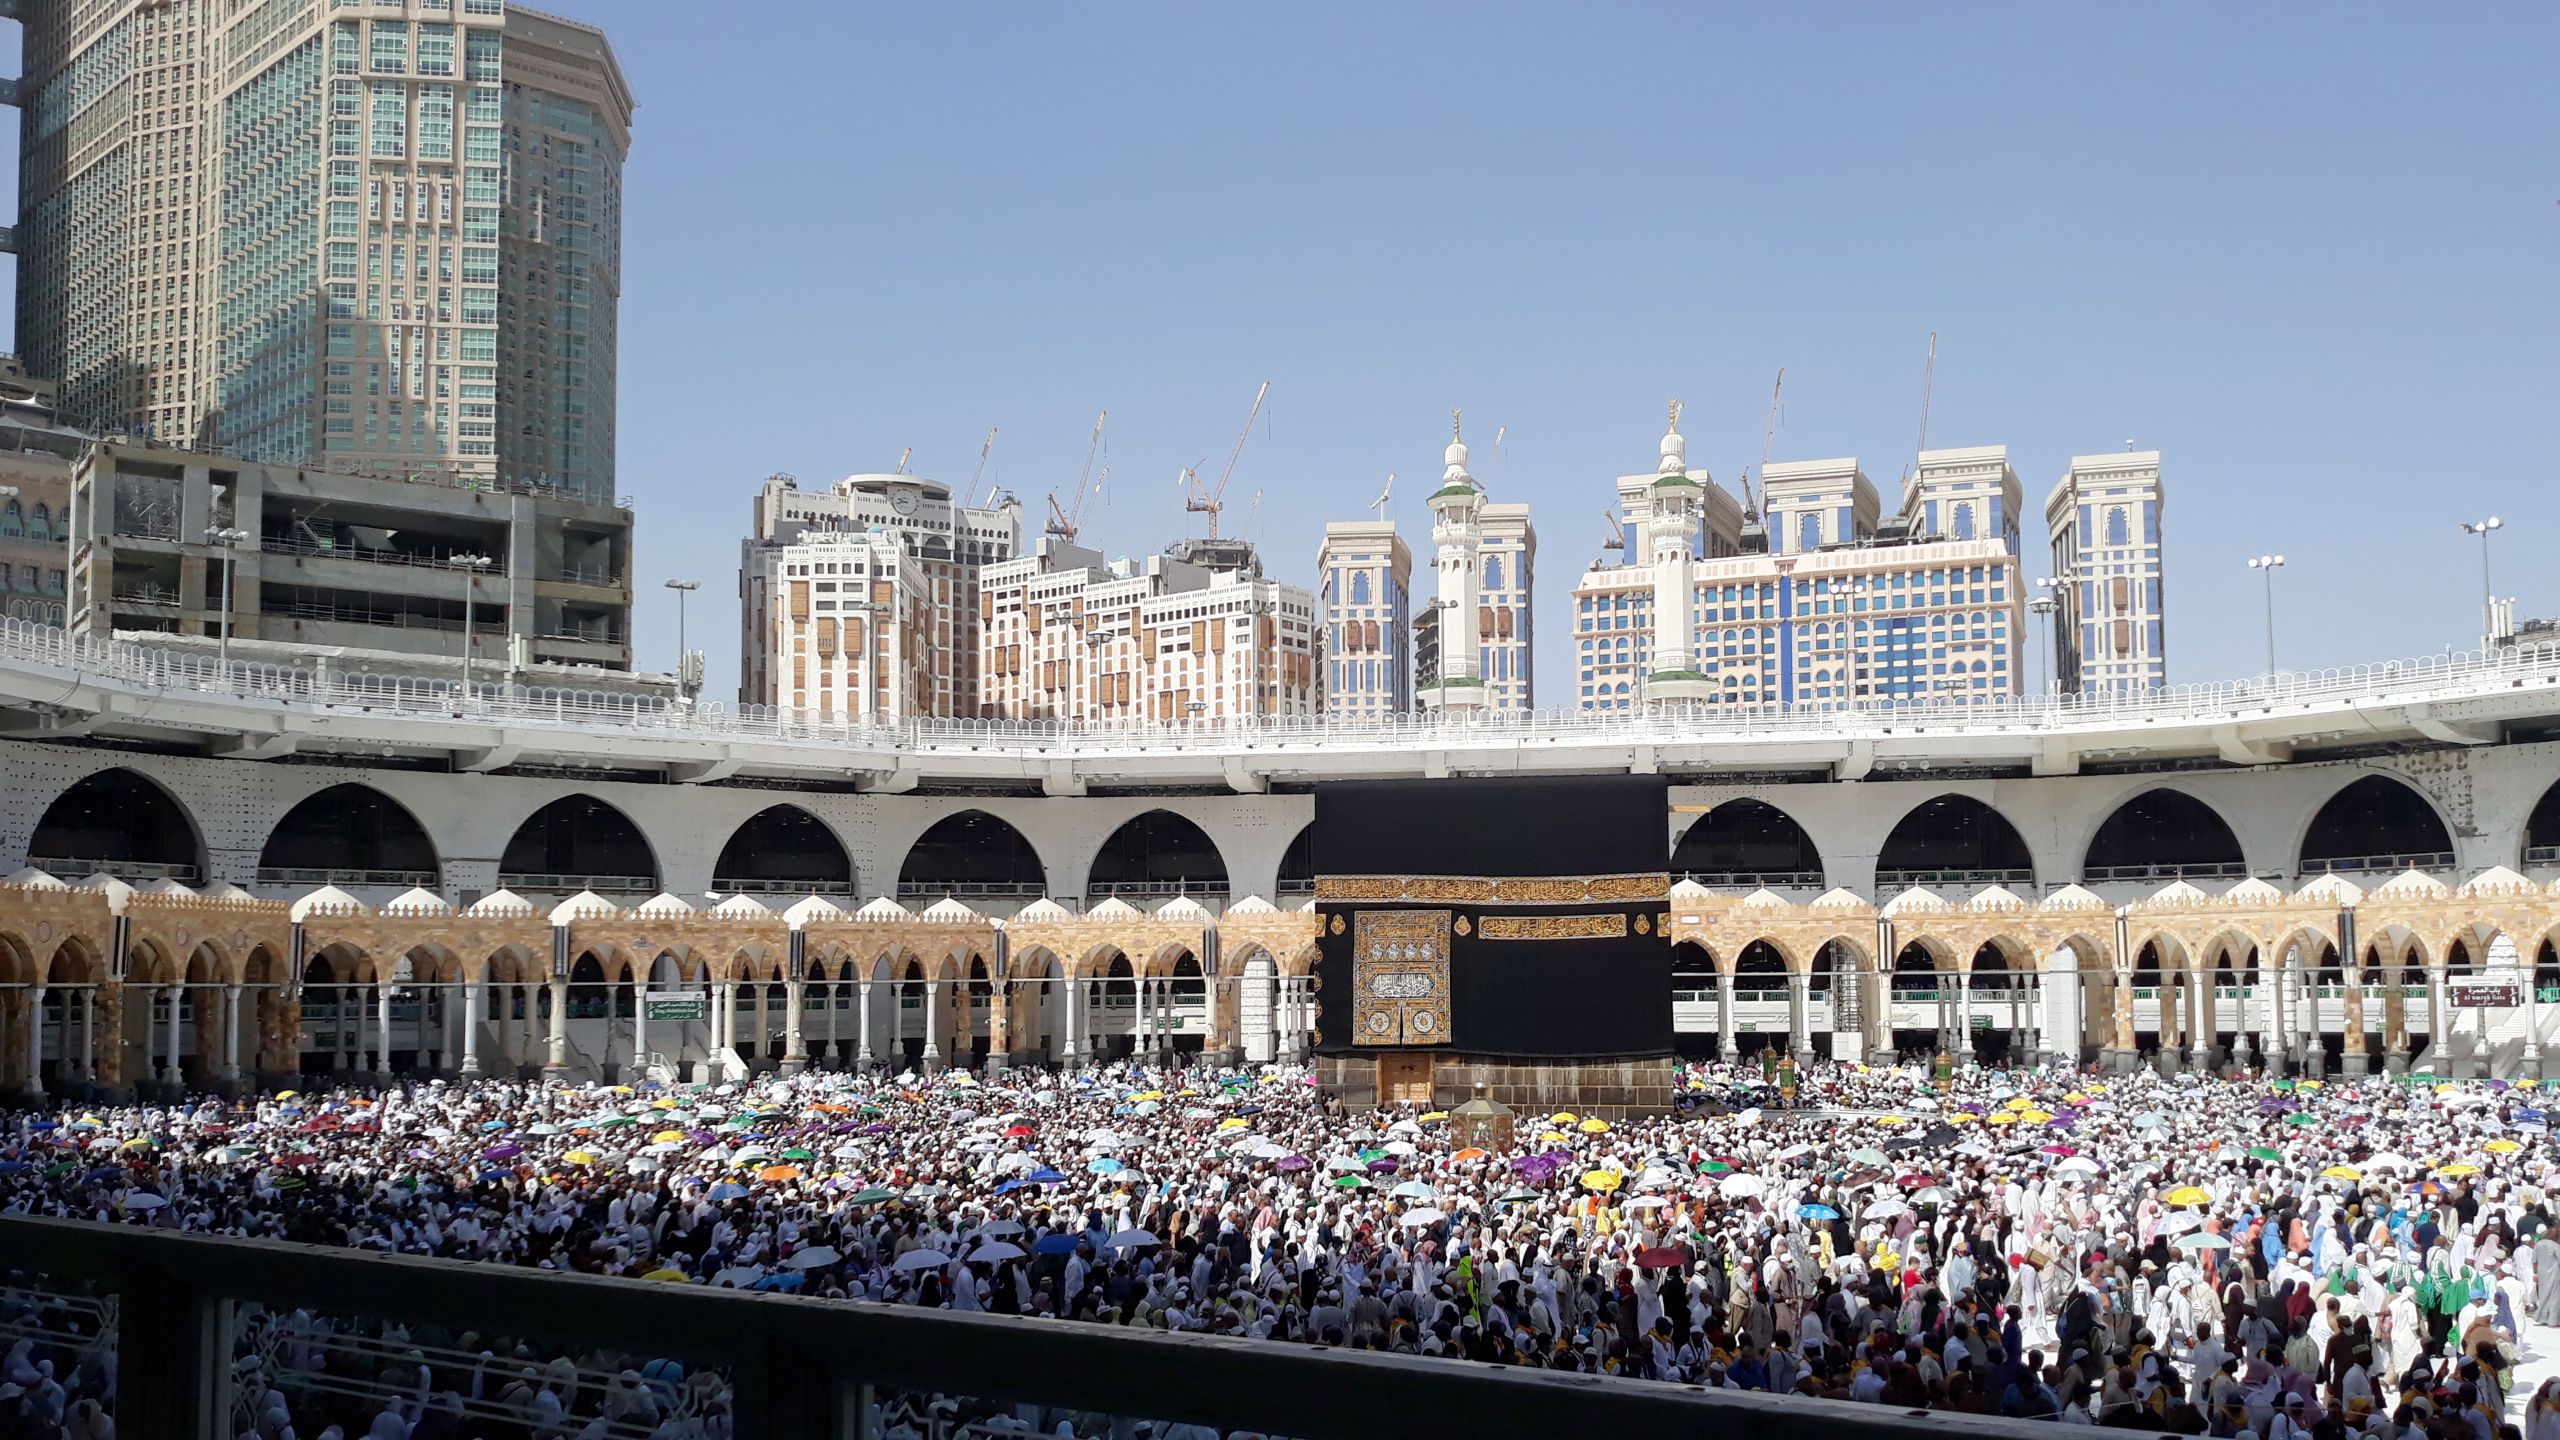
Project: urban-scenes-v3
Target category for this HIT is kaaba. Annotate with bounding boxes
[1310,775,1676,1117]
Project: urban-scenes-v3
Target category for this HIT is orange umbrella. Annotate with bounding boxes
[808,1103,850,1115]
[1452,1147,1488,1162]
[757,1164,805,1183]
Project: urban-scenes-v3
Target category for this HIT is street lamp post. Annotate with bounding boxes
[2460,517,2503,650]
[204,527,250,667]
[2028,593,2059,698]
[454,553,493,707]
[2247,554,2286,678]
[664,578,701,701]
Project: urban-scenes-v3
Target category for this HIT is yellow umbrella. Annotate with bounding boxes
[1580,1169,1622,1192]
[2518,1078,2540,1089]
[2485,1140,2523,1154]
[2434,1084,2456,1094]
[651,1130,686,1144]
[1948,1112,1980,1124]
[2064,1092,2088,1105]
[2005,1098,2035,1112]
[1176,1088,1201,1096]
[1874,1114,1909,1127]
[1217,1118,1248,1131]
[1420,1111,1450,1122]
[275,1091,299,1101]
[2437,1162,2481,1177]
[1538,1131,1572,1144]
[1128,1090,1164,1102]
[1985,1112,2019,1126]
[2295,1080,2322,1090]
[2083,1084,2107,1094]
[1578,1118,1612,1134]
[119,1137,154,1150]
[2320,1165,2362,1181]
[1550,1112,1579,1124]
[2020,1109,2055,1124]
[564,1150,599,1166]
[2163,1186,2212,1207]
[640,1267,690,1282]
[653,1098,681,1109]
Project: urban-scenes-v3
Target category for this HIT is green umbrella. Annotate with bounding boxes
[2247,1146,2282,1162]
[596,1115,641,1128]
[2283,1113,2315,1127]
[1499,1189,1539,1204]
[846,1187,897,1205]
[1356,1148,1385,1163]
[1700,1160,1733,1175]
[780,1147,816,1161]
[2269,1079,2296,1093]
[1333,1174,1368,1189]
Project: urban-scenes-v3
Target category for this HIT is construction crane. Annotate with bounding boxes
[895,446,913,476]
[1044,411,1108,544]
[1368,472,1395,521]
[969,427,999,507]
[1601,510,1625,553]
[1184,380,1268,540]
[1745,367,1784,522]
[1901,331,1937,491]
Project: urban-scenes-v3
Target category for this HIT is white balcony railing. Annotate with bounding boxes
[0,616,2555,763]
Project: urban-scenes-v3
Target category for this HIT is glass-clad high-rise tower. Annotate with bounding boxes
[18,2,631,508]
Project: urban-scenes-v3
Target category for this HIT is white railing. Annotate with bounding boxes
[1,615,2557,760]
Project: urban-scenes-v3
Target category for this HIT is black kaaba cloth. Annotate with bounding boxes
[1313,775,1671,1060]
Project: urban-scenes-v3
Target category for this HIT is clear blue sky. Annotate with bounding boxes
[23,4,2560,695]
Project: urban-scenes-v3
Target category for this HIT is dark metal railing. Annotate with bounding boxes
[0,1214,2036,1440]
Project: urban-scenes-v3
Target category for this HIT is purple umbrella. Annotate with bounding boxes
[2257,1098,2289,1114]
[483,1144,523,1161]
[688,1129,719,1144]
[863,1122,893,1135]
[2046,1115,2077,1129]
[1277,1155,1312,1173]
[1367,1157,1400,1174]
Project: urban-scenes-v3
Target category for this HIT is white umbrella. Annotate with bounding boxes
[974,1219,1027,1237]
[2363,1152,2415,1171]
[2158,1211,2203,1236]
[1399,1207,1447,1227]
[1381,1141,1418,1157]
[1776,1143,1815,1161]
[1911,1186,1950,1205]
[1108,1228,1161,1249]
[2055,1157,2102,1176]
[1622,1195,1668,1211]
[2175,1232,2232,1252]
[785,1245,844,1270]
[119,1193,169,1212]
[1865,1198,1911,1219]
[712,1266,764,1287]
[1390,1180,1437,1199]
[1323,1156,1365,1173]
[889,1248,952,1272]
[1721,1175,1768,1199]
[967,1241,1027,1263]
[992,1153,1037,1174]
[627,1156,662,1174]
[1386,1119,1422,1136]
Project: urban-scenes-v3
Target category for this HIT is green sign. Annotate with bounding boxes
[645,998,709,1022]
[1969,1015,1994,1030]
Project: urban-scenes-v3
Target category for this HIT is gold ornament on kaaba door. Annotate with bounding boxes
[1352,909,1451,1047]
[1328,913,1346,934]
[1454,915,1472,936]
[1634,913,1652,935]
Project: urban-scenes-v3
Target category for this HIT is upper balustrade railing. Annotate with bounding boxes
[1,615,2555,760]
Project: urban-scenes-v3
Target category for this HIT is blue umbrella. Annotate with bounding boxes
[995,1178,1031,1194]
[708,1182,749,1201]
[1236,1105,1264,1116]
[1025,1168,1068,1186]
[1798,1203,1841,1220]
[25,1120,56,1132]
[1033,1234,1081,1256]
[0,1161,28,1174]
[750,1271,806,1292]
[1087,1158,1125,1174]
[481,1120,510,1132]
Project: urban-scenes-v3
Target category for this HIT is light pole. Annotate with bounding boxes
[2028,593,2058,697]
[2460,517,2502,650]
[2247,554,2286,678]
[454,553,493,705]
[204,526,249,667]
[665,578,701,701]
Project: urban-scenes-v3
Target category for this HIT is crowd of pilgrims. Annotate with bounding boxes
[6,1055,2560,1440]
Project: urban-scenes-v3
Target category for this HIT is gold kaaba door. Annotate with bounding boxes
[1379,1053,1435,1107]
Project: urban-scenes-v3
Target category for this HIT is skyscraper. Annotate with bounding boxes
[2044,450,2167,694]
[1315,519,1410,717]
[17,1,632,506]
[1419,415,1537,711]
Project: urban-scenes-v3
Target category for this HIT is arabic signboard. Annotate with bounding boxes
[2450,982,2522,1009]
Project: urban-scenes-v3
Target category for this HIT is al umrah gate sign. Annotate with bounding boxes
[2450,982,2523,1009]
[645,998,709,1021]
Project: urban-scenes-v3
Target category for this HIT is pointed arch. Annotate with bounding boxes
[498,796,658,894]
[259,784,440,888]
[1087,810,1228,901]
[2298,775,2455,874]
[898,810,1048,901]
[2080,788,2244,883]
[713,805,855,896]
[28,767,205,883]
[2525,777,2560,867]
[1671,799,1824,887]
[1875,794,2033,888]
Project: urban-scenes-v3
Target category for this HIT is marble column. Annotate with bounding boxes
[1059,978,1080,1068]
[165,984,184,1085]
[1716,971,1737,1059]
[1955,971,1974,1065]
[782,979,807,1074]
[461,978,483,1079]
[373,985,392,1078]
[922,977,943,1070]
[857,979,875,1069]
[544,979,570,1076]
[222,985,242,1082]
[24,986,44,1099]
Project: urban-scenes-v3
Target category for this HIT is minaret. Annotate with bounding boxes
[1423,408,1486,711]
[1646,401,1712,705]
